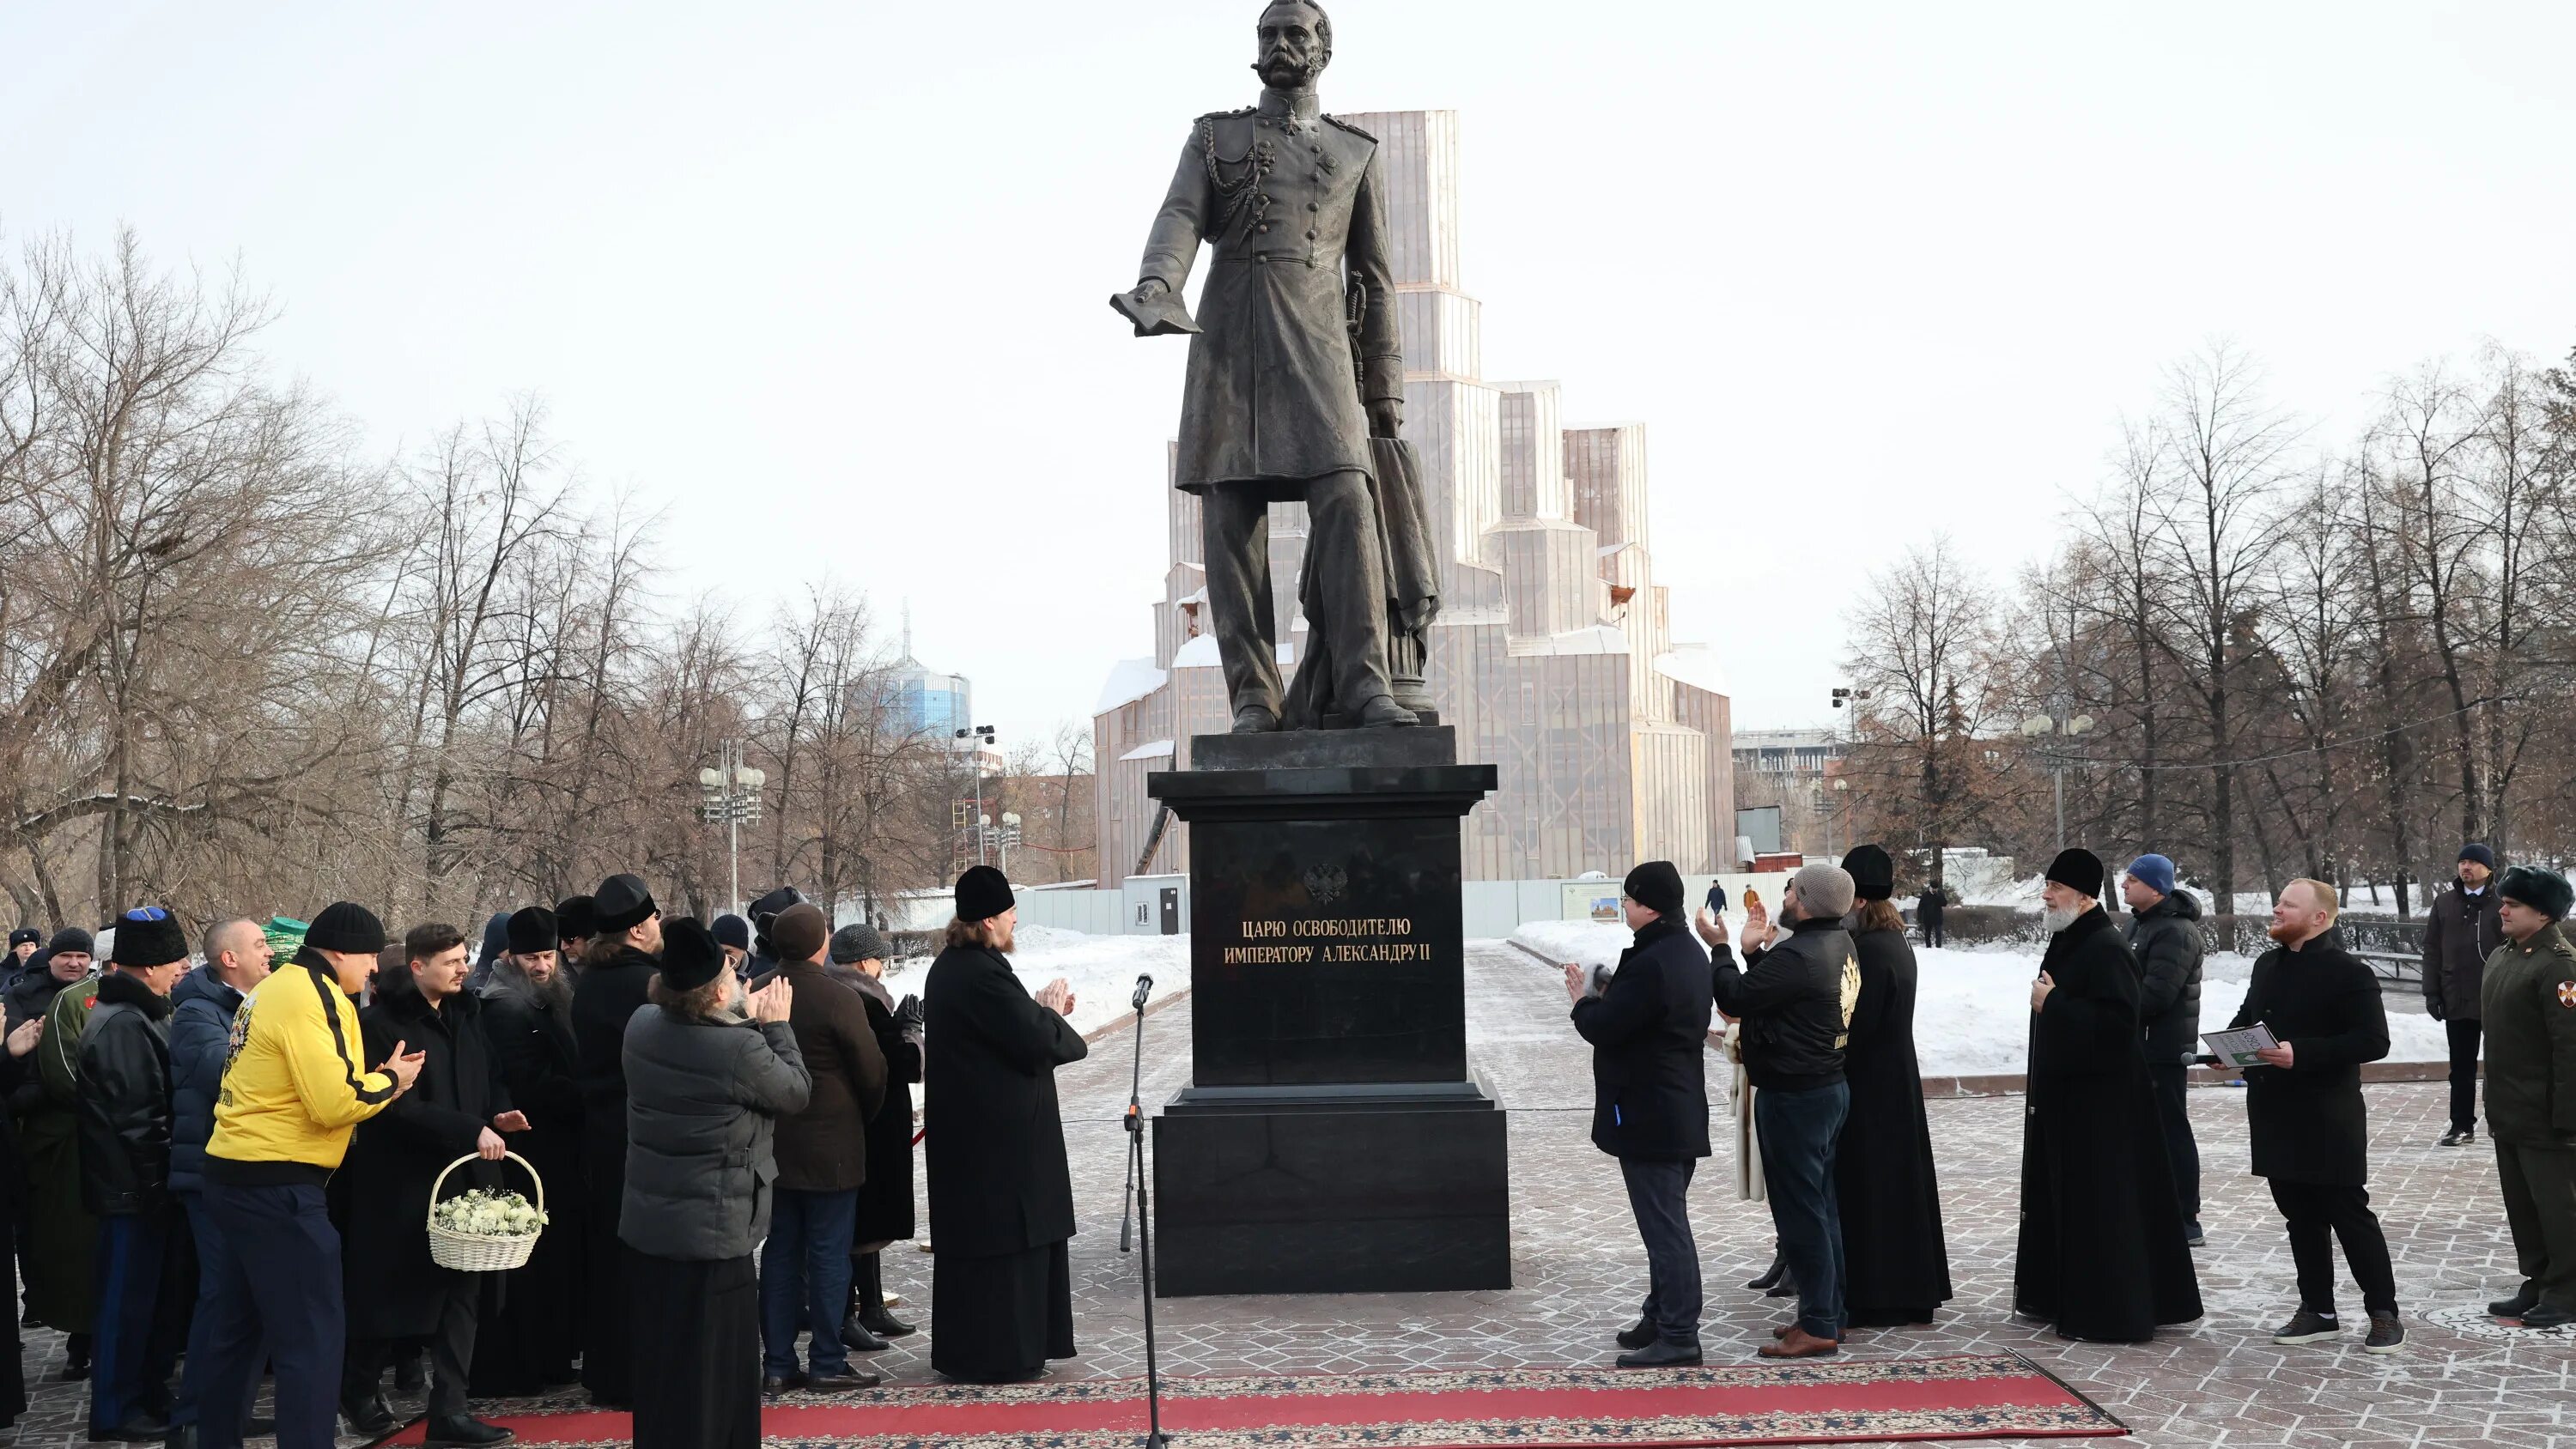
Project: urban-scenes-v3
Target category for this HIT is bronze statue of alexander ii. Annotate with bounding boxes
[1115,0,1438,734]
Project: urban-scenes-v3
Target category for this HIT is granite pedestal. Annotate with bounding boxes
[1146,726,1510,1297]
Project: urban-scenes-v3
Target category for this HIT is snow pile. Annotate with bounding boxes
[1504,925,2445,1074]
[881,925,1191,1039]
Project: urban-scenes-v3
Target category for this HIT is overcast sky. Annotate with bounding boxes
[5,2,2572,749]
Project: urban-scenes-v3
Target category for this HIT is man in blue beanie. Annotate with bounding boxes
[2424,844,2504,1146]
[2123,854,2206,1246]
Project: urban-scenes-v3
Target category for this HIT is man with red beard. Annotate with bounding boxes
[2222,880,2401,1352]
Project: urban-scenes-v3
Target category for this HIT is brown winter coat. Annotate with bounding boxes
[769,955,887,1193]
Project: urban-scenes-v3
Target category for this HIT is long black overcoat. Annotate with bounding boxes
[922,944,1086,1258]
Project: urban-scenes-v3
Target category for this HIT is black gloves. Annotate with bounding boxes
[892,995,925,1033]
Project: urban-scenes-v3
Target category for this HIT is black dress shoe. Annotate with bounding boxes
[2520,1303,2576,1331]
[762,1374,805,1394]
[422,1414,516,1446]
[841,1315,890,1354]
[1615,1318,1657,1350]
[855,1256,920,1339]
[161,1423,198,1449]
[60,1351,92,1381]
[804,1367,884,1391]
[341,1391,397,1434]
[2439,1125,2476,1146]
[1765,1266,1801,1300]
[89,1415,171,1442]
[2491,1282,2543,1319]
[1747,1249,1787,1292]
[1614,1339,1703,1368]
[394,1353,427,1394]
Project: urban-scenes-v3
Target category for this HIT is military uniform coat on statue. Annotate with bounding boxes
[922,944,1089,1382]
[569,947,655,1405]
[470,973,587,1394]
[1139,93,1401,494]
[1835,926,1953,1326]
[2014,907,2203,1342]
[342,971,512,1341]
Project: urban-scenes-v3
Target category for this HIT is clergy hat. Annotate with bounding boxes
[506,906,558,955]
[1842,844,1894,903]
[305,902,387,955]
[1622,861,1685,918]
[111,907,188,969]
[2044,849,2105,900]
[955,865,1013,923]
[593,874,657,935]
[748,886,805,932]
[658,917,726,991]
[2499,865,2573,922]
[554,895,596,941]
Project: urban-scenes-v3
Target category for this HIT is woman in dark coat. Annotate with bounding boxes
[830,924,923,1347]
[621,919,810,1449]
[1833,846,1953,1328]
[471,908,588,1396]
[568,874,660,1409]
[925,870,1089,1384]
[0,1012,47,1428]
[341,925,519,1438]
[2014,852,2203,1343]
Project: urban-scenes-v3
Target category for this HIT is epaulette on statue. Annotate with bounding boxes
[1200,106,1256,124]
[1324,114,1376,142]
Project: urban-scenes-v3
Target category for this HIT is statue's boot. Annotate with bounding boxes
[1357,695,1420,729]
[1231,703,1280,734]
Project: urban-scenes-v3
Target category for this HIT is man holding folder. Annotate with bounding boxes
[2221,880,2401,1353]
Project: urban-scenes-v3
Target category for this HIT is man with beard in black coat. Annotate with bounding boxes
[2016,850,2202,1343]
[1820,846,1951,1328]
[2224,880,2401,1353]
[471,907,586,1396]
[568,873,660,1410]
[924,867,1087,1384]
[1565,861,1712,1367]
[340,923,523,1446]
[2122,853,2207,1246]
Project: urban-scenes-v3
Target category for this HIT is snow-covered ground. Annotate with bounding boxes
[881,925,1191,1038]
[1508,920,2446,1076]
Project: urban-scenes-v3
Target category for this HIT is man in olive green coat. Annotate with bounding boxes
[2479,865,2576,1329]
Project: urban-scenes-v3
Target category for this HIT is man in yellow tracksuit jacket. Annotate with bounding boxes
[173,902,422,1449]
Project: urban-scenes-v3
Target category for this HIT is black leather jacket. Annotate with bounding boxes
[77,969,176,1216]
[1713,916,1854,1092]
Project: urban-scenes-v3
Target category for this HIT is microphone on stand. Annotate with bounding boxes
[1132,973,1154,1011]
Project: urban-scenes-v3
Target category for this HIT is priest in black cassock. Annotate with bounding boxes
[925,867,1089,1383]
[1834,846,1953,1327]
[2015,849,2203,1343]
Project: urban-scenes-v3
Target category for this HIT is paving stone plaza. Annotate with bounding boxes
[10,943,2562,1447]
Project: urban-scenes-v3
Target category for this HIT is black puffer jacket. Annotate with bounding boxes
[619,1003,810,1262]
[76,969,177,1216]
[1570,916,1713,1161]
[2126,891,2206,1064]
[1712,916,1854,1092]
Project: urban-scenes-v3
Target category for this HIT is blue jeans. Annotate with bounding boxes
[760,1187,860,1378]
[173,1189,267,1430]
[1756,1082,1850,1339]
[1619,1157,1702,1344]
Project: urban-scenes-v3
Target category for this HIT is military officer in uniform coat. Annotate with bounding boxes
[924,868,1089,1384]
[2480,866,2576,1329]
[1120,0,1417,732]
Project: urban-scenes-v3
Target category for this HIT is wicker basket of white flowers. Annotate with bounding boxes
[426,1151,547,1273]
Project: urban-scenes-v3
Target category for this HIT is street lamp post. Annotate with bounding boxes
[2019,710,2095,856]
[696,740,767,918]
[954,724,997,869]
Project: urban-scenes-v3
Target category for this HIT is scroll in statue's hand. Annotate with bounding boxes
[1111,278,1201,337]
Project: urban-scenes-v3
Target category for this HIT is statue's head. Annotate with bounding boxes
[1255,0,1332,90]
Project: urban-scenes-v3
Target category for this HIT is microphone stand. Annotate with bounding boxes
[1117,973,1170,1446]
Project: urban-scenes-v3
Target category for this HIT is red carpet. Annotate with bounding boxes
[373,1354,2125,1446]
